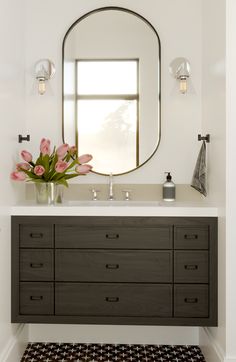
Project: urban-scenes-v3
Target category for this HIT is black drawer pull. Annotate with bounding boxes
[184,297,198,304]
[30,296,43,301]
[105,297,119,302]
[30,263,44,268]
[106,264,119,269]
[184,234,198,240]
[106,234,119,239]
[184,264,198,270]
[30,233,43,239]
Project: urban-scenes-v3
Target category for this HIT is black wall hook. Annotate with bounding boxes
[198,134,210,143]
[18,135,30,143]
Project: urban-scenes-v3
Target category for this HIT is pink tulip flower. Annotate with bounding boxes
[34,165,45,176]
[56,144,69,159]
[78,154,93,164]
[55,160,68,173]
[40,138,51,155]
[21,150,32,163]
[10,171,26,181]
[75,164,93,174]
[16,162,31,171]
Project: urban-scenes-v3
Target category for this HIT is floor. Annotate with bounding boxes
[21,343,206,361]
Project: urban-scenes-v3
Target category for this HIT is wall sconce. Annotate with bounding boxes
[169,57,191,94]
[35,59,56,95]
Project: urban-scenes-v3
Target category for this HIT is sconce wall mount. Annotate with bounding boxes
[169,57,191,94]
[35,59,56,95]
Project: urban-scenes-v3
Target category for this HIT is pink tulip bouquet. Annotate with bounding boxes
[11,138,93,187]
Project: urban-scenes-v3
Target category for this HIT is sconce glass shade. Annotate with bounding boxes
[35,59,55,95]
[38,79,46,95]
[169,58,190,94]
[179,77,188,94]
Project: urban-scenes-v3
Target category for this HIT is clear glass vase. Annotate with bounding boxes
[35,182,58,205]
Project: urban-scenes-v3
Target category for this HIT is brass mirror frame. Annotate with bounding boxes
[62,6,161,176]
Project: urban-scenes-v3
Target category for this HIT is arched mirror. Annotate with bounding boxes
[62,7,161,175]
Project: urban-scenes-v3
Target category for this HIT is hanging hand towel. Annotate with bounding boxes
[191,140,207,196]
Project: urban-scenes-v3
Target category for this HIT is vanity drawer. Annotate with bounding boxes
[174,285,208,317]
[174,251,208,283]
[20,250,54,281]
[20,282,54,315]
[55,250,172,282]
[174,226,208,249]
[20,225,54,248]
[55,283,172,317]
[55,225,172,249]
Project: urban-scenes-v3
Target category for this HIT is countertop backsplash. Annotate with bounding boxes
[25,183,205,203]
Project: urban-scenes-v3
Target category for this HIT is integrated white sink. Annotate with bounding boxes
[11,200,218,217]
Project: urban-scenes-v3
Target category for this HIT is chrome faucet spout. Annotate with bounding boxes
[108,173,114,200]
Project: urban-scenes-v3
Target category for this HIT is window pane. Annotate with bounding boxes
[77,60,138,95]
[77,99,137,174]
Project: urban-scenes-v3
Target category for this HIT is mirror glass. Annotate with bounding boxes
[63,7,161,175]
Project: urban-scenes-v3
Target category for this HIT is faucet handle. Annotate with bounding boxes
[91,188,100,201]
[122,189,132,201]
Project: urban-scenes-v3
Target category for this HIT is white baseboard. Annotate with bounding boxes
[199,327,225,362]
[0,324,28,362]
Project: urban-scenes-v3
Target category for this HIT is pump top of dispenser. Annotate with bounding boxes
[165,172,172,181]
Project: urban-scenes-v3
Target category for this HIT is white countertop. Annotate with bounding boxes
[11,200,218,217]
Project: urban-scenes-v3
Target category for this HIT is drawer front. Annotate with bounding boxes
[55,250,172,283]
[20,282,54,315]
[55,225,172,249]
[20,250,54,281]
[174,285,208,317]
[174,251,208,283]
[20,225,54,248]
[55,283,172,317]
[174,226,208,249]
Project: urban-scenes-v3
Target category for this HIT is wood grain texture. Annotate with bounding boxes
[55,250,172,282]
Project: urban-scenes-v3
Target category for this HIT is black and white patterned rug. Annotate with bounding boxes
[21,343,206,361]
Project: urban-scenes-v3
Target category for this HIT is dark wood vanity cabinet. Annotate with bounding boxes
[11,216,218,326]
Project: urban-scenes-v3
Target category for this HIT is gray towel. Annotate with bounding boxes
[191,141,207,196]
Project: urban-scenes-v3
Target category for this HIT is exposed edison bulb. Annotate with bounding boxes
[179,77,188,94]
[38,78,46,95]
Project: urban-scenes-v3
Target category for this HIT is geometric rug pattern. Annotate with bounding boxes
[21,343,206,361]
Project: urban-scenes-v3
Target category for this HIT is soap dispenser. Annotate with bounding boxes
[163,172,175,201]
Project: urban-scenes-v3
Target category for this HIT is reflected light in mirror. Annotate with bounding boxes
[78,100,137,174]
[74,59,138,174]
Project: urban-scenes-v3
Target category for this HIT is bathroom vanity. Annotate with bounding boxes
[11,203,218,326]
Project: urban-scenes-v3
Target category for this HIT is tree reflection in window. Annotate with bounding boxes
[76,60,139,175]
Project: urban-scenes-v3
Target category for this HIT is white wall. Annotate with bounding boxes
[0,0,28,360]
[225,0,236,360]
[0,0,234,358]
[24,0,202,185]
[201,0,226,354]
[199,1,236,362]
[23,0,202,345]
[29,324,199,346]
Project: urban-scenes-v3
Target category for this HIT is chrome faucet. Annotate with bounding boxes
[108,173,114,200]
